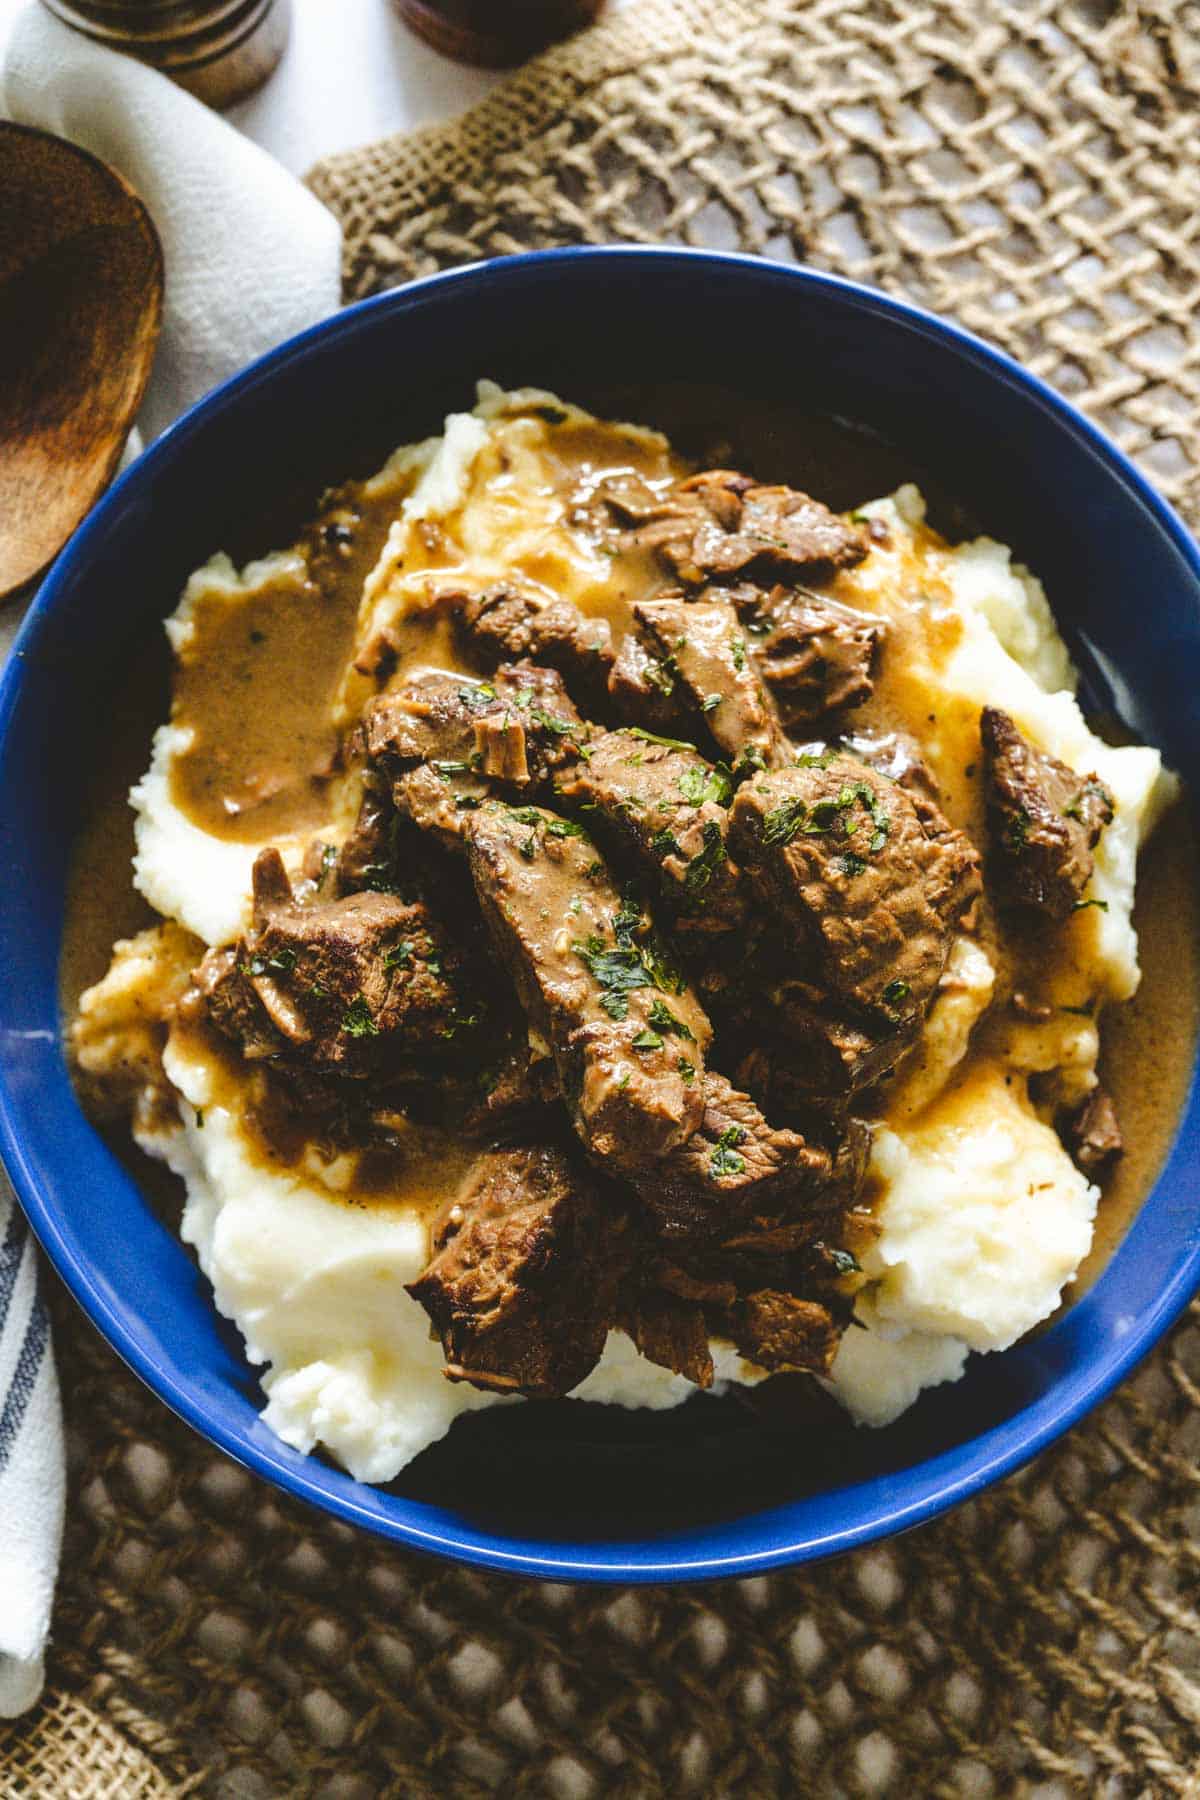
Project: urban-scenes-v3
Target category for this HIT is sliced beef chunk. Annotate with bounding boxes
[733,585,884,727]
[454,583,614,707]
[554,729,746,937]
[981,707,1114,920]
[622,470,868,587]
[618,1286,714,1389]
[1062,1085,1123,1176]
[607,630,692,735]
[635,1073,841,1249]
[464,801,711,1173]
[635,593,783,767]
[363,665,584,852]
[199,849,473,1078]
[719,1290,843,1376]
[407,1144,625,1398]
[729,756,981,1027]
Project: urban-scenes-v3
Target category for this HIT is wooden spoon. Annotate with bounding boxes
[0,121,164,601]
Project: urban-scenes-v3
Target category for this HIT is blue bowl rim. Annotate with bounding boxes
[3,244,1200,1582]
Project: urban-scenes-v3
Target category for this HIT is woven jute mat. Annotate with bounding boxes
[5,2,1200,1793]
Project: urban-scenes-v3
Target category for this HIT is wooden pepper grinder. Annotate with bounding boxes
[394,0,604,68]
[39,0,291,109]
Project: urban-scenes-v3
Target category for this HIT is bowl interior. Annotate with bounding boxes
[4,250,1200,1578]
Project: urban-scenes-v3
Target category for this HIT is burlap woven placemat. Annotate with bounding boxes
[5,2,1200,1793]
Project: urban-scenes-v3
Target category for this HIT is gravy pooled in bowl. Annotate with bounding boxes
[67,384,1195,1481]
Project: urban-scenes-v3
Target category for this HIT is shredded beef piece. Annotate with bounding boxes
[733,585,885,726]
[1062,1085,1123,1176]
[198,849,474,1078]
[407,1144,626,1398]
[454,582,614,707]
[363,665,584,851]
[718,1289,843,1375]
[981,707,1114,919]
[729,755,981,1028]
[635,593,783,766]
[554,729,746,936]
[621,469,868,587]
[618,1286,714,1389]
[634,1072,844,1249]
[607,630,693,735]
[464,800,712,1173]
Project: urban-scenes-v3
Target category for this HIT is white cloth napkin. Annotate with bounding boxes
[0,3,342,1717]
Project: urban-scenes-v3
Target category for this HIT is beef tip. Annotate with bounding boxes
[635,593,783,768]
[625,469,868,587]
[336,772,399,894]
[1062,1085,1123,1176]
[199,849,473,1078]
[733,996,915,1101]
[407,1144,625,1398]
[454,582,614,707]
[554,728,746,937]
[981,707,1114,919]
[718,1290,843,1376]
[363,666,585,852]
[635,1072,841,1249]
[618,1286,714,1389]
[590,469,676,525]
[464,801,712,1173]
[734,585,884,727]
[729,756,981,1027]
[607,630,693,735]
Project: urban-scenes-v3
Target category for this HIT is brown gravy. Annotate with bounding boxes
[59,398,1200,1299]
[169,486,395,843]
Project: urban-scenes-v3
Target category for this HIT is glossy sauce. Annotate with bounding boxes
[61,397,1200,1283]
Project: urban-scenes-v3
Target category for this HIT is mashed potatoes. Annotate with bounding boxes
[73,384,1175,1479]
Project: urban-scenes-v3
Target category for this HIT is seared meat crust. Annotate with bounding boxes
[407,1144,626,1398]
[981,706,1113,919]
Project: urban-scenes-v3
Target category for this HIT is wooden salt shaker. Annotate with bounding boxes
[394,0,603,68]
[39,0,291,109]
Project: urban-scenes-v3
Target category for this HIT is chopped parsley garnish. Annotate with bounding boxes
[519,833,538,861]
[709,1125,747,1178]
[1006,807,1030,851]
[584,860,604,878]
[821,1245,862,1276]
[1073,897,1109,912]
[454,794,482,810]
[796,747,836,769]
[644,657,677,697]
[458,683,496,709]
[632,1028,664,1051]
[702,694,722,713]
[882,978,911,1012]
[532,708,577,737]
[651,829,682,859]
[616,1069,631,1090]
[507,806,544,826]
[544,817,586,838]
[573,938,654,1020]
[383,940,413,970]
[341,996,379,1038]
[761,797,807,845]
[647,998,695,1040]
[677,1058,696,1082]
[678,763,733,807]
[247,946,297,978]
[433,759,471,777]
[682,820,728,899]
[730,636,746,672]
[838,852,867,877]
[1063,778,1113,822]
[628,726,697,754]
[736,744,767,775]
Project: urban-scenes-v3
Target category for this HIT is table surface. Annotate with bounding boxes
[0,0,511,169]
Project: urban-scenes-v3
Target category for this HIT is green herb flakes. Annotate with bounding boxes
[628,726,697,754]
[632,1028,664,1051]
[710,1125,747,1178]
[647,998,695,1040]
[761,797,807,846]
[341,996,379,1038]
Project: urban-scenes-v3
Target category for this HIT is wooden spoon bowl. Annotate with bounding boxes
[0,121,163,601]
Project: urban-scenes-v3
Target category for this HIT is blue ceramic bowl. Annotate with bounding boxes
[3,249,1199,1581]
